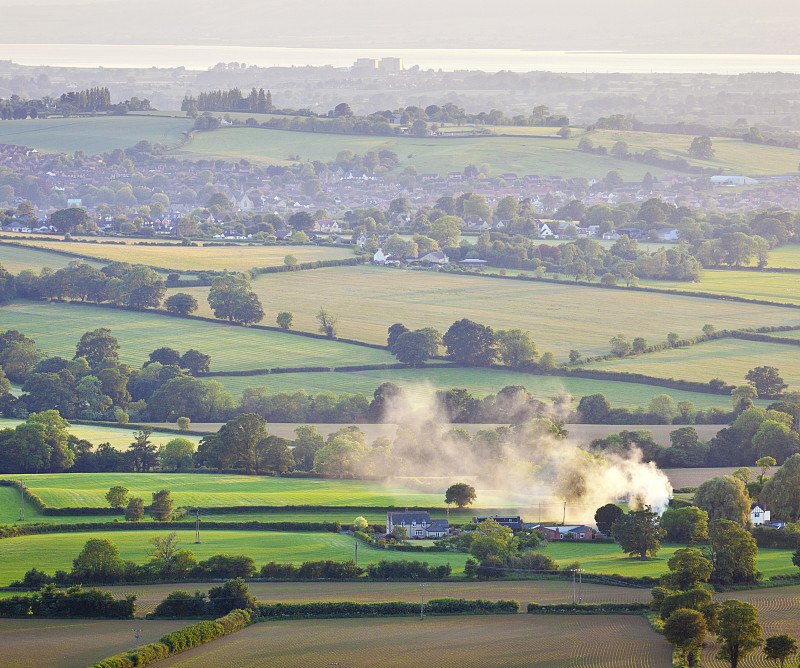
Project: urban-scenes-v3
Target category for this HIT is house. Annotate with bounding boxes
[236,192,254,211]
[602,230,622,241]
[472,515,523,531]
[750,503,771,526]
[655,227,679,241]
[418,250,449,265]
[529,525,594,541]
[314,219,341,233]
[373,249,388,264]
[538,222,555,238]
[3,222,31,233]
[710,175,759,186]
[616,227,645,240]
[386,511,449,538]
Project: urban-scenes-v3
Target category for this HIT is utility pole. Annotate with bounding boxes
[194,509,200,544]
[562,502,566,526]
[538,503,540,525]
[572,569,576,605]
[18,480,24,522]
[578,569,583,604]
[446,502,449,522]
[354,540,358,566]
[133,629,143,655]
[420,583,424,620]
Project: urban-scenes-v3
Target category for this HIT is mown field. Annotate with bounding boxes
[663,466,775,490]
[169,264,800,358]
[211,366,748,410]
[154,614,674,667]
[177,127,687,181]
[0,115,192,155]
[590,338,800,391]
[640,269,800,305]
[764,244,800,269]
[0,618,187,668]
[0,243,106,273]
[0,530,472,584]
[0,300,395,371]
[3,239,354,272]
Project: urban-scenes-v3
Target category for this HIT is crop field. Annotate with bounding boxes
[663,466,775,490]
[155,614,673,667]
[212,367,747,411]
[0,530,471,584]
[590,338,800,390]
[0,243,106,273]
[0,115,192,155]
[589,129,800,176]
[0,300,395,371]
[176,127,686,181]
[169,264,800,358]
[4,239,354,272]
[106,579,652,617]
[0,618,187,668]
[640,269,800,305]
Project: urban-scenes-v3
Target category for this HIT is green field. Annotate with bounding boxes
[0,244,106,273]
[4,240,354,272]
[0,300,395,371]
[640,269,800,305]
[765,244,800,269]
[0,618,186,668]
[176,127,689,180]
[590,338,800,391]
[169,264,800,359]
[0,116,192,155]
[763,329,800,340]
[155,615,672,667]
[0,529,471,584]
[211,366,749,410]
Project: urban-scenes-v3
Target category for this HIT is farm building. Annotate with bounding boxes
[386,511,450,538]
[528,524,594,541]
[473,515,523,531]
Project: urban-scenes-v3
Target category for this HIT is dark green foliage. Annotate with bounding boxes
[366,559,452,580]
[256,598,518,619]
[594,503,623,535]
[206,578,257,616]
[194,554,257,579]
[0,584,135,618]
[443,318,496,366]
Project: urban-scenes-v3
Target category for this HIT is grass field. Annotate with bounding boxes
[0,244,107,273]
[153,614,674,667]
[0,116,192,155]
[211,366,750,410]
[0,530,471,584]
[590,338,800,391]
[640,269,800,305]
[176,127,690,181]
[169,264,800,359]
[763,329,800,340]
[765,244,800,269]
[0,618,187,668]
[0,300,395,371]
[3,240,354,272]
[663,466,775,490]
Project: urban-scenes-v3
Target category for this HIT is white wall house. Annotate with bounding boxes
[750,503,770,526]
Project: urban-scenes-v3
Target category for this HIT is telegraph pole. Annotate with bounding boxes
[194,509,201,544]
[354,540,358,566]
[133,629,143,655]
[18,480,24,522]
[578,569,583,604]
[572,569,576,604]
[420,583,424,620]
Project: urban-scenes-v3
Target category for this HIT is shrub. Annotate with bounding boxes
[206,579,257,617]
[193,554,256,579]
[152,590,207,618]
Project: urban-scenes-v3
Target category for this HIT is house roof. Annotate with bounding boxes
[388,511,431,524]
[427,520,449,531]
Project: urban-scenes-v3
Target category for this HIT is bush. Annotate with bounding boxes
[0,584,136,619]
[151,590,207,618]
[366,560,451,580]
[206,578,257,617]
[527,602,649,614]
[256,598,517,619]
[193,554,256,579]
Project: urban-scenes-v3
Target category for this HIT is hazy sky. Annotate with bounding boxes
[0,0,798,53]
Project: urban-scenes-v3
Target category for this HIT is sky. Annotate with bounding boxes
[0,0,798,54]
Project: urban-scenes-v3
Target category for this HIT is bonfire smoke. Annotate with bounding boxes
[377,385,673,523]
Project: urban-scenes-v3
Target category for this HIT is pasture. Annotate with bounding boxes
[0,115,192,155]
[153,614,673,667]
[590,338,800,390]
[211,366,747,410]
[0,300,395,371]
[0,243,106,273]
[176,127,686,181]
[104,579,652,617]
[663,466,776,490]
[639,269,800,305]
[0,530,471,584]
[0,618,186,668]
[3,239,354,272]
[169,264,800,358]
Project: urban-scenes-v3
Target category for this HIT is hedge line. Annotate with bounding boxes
[0,585,135,619]
[751,526,800,549]
[255,598,519,619]
[89,609,251,668]
[527,602,649,614]
[68,419,212,436]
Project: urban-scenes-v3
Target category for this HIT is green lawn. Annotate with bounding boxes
[0,300,395,372]
[589,338,800,391]
[0,244,106,273]
[0,530,470,584]
[639,269,800,305]
[0,116,192,155]
[766,244,800,269]
[169,264,800,359]
[211,366,746,411]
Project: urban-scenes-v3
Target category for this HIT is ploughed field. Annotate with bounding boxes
[154,614,674,667]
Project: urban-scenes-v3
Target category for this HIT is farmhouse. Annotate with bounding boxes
[655,227,679,241]
[529,524,594,541]
[750,503,770,526]
[386,511,450,538]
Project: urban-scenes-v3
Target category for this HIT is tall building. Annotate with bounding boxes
[379,57,403,72]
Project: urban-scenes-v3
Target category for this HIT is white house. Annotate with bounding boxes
[373,249,388,264]
[538,222,555,238]
[655,227,680,241]
[750,503,770,526]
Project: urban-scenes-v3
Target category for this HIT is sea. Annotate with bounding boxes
[2,44,800,74]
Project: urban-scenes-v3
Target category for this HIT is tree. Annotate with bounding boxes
[207,578,257,616]
[445,483,477,508]
[663,608,708,662]
[165,293,198,316]
[763,634,798,667]
[577,394,611,423]
[161,437,196,471]
[632,336,647,353]
[470,519,514,561]
[257,435,295,475]
[180,349,211,375]
[689,136,715,159]
[392,330,430,367]
[313,431,367,478]
[71,538,126,583]
[648,394,677,422]
[761,454,800,521]
[715,600,762,668]
[198,413,267,472]
[207,274,263,325]
[150,532,180,569]
[75,328,119,368]
[354,516,369,531]
[316,308,338,338]
[694,476,751,525]
[129,428,158,472]
[105,485,129,509]
[387,323,410,351]
[276,312,293,329]
[288,211,315,232]
[284,254,298,267]
[428,215,462,247]
[50,207,91,234]
[746,366,787,398]
[662,548,713,590]
[177,417,191,431]
[148,347,181,366]
[594,503,623,535]
[609,333,631,356]
[150,489,174,521]
[660,506,709,544]
[125,496,144,521]
[708,519,759,585]
[757,456,777,484]
[495,329,537,368]
[611,506,665,560]
[443,319,496,366]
